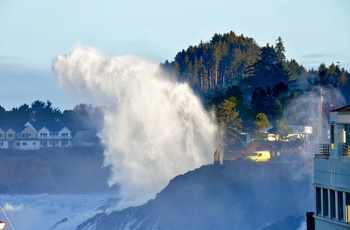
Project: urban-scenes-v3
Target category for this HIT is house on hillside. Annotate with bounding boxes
[25,121,73,148]
[313,105,350,229]
[0,121,73,150]
[12,125,40,150]
[0,126,15,149]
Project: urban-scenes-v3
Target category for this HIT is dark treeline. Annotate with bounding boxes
[2,31,349,147]
[162,31,349,95]
[161,31,350,146]
[0,101,104,135]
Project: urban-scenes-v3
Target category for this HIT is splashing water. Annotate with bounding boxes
[53,45,218,206]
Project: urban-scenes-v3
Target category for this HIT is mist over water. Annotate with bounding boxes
[53,45,218,206]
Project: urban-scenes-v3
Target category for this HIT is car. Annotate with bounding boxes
[245,150,271,162]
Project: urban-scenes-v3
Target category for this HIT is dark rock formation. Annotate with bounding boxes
[77,160,313,230]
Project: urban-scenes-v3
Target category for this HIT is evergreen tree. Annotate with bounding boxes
[338,67,348,86]
[254,113,271,139]
[275,37,286,63]
[0,105,9,126]
[30,100,61,122]
[10,104,31,126]
[250,87,267,114]
[251,43,290,88]
[216,99,242,146]
[273,117,292,140]
[286,59,306,81]
[163,31,260,92]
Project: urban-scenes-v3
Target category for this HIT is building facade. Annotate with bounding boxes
[0,121,72,150]
[314,105,350,229]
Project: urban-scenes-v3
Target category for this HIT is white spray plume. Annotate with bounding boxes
[53,45,218,206]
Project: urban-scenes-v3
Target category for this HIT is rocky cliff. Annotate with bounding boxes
[77,159,313,230]
[0,147,115,194]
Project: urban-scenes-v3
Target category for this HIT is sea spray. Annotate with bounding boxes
[53,45,219,206]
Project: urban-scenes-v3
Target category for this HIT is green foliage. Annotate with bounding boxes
[275,37,286,63]
[2,31,350,144]
[250,86,267,114]
[30,100,62,122]
[61,103,104,134]
[0,100,62,126]
[254,113,270,130]
[248,43,290,88]
[163,31,260,92]
[249,81,295,121]
[286,59,307,81]
[0,101,104,134]
[309,62,348,88]
[215,99,242,146]
[273,117,292,140]
[253,113,271,139]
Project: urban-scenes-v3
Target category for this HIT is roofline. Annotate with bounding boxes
[330,105,350,113]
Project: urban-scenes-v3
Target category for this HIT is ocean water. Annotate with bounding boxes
[0,193,119,230]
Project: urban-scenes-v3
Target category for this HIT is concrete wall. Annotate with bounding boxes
[314,157,350,192]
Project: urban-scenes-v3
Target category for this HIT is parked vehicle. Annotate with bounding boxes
[245,150,271,162]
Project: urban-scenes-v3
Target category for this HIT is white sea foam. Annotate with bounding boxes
[53,45,219,206]
[0,193,117,230]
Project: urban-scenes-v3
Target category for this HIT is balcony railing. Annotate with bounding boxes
[319,144,330,156]
[343,145,350,156]
[38,136,71,139]
[318,143,350,157]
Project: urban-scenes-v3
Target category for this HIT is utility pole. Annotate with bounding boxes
[318,88,323,142]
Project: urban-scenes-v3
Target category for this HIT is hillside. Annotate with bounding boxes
[77,159,313,230]
[0,147,116,194]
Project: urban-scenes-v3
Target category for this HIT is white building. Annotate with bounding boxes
[0,121,73,150]
[314,105,350,229]
[25,121,73,148]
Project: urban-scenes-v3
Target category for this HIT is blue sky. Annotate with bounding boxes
[0,0,349,111]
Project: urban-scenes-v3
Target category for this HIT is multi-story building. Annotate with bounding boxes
[25,121,73,148]
[0,121,72,150]
[314,105,350,229]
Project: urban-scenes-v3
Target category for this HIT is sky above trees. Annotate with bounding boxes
[0,0,349,110]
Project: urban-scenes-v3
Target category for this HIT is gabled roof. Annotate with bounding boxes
[12,126,27,132]
[330,105,350,113]
[27,121,71,132]
[0,125,12,132]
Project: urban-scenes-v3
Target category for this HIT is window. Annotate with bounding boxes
[42,141,47,147]
[323,188,329,217]
[330,190,336,219]
[346,193,350,223]
[338,191,344,221]
[16,142,20,146]
[22,142,27,146]
[316,187,322,215]
[330,123,335,149]
[33,142,36,146]
[61,140,69,147]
